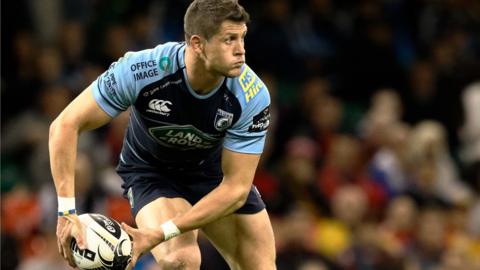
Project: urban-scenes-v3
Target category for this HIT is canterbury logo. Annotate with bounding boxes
[148,99,172,113]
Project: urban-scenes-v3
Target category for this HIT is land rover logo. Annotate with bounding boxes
[149,125,221,150]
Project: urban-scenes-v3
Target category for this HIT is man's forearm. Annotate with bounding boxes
[172,179,249,233]
[49,119,79,197]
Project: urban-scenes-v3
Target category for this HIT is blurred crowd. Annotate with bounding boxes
[1,0,480,269]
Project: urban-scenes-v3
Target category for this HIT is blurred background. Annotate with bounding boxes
[1,0,480,269]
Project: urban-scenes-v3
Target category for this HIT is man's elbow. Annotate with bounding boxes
[49,116,77,142]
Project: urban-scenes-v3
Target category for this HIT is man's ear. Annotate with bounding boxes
[190,35,204,55]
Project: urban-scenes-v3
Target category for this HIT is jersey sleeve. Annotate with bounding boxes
[91,52,138,117]
[223,66,271,154]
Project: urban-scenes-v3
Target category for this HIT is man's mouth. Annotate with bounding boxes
[233,61,245,67]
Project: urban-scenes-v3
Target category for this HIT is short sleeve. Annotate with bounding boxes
[91,52,137,117]
[223,67,271,154]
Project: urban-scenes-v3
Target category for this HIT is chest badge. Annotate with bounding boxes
[147,99,172,116]
[214,108,234,131]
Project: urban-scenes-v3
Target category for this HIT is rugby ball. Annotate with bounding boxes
[70,213,132,270]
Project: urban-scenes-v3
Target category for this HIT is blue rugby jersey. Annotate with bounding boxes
[92,42,270,173]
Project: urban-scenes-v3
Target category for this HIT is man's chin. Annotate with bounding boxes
[224,68,242,78]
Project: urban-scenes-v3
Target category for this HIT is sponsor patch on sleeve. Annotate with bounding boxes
[239,66,265,103]
[102,70,118,97]
[248,106,270,132]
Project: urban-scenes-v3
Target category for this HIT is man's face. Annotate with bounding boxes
[202,20,247,77]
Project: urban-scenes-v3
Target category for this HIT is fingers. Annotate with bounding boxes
[121,222,134,235]
[122,222,139,241]
[57,228,63,256]
[57,217,68,255]
[66,215,87,250]
[59,221,77,267]
[130,252,139,269]
[122,223,138,269]
[73,225,87,250]
[59,221,71,258]
[57,217,82,267]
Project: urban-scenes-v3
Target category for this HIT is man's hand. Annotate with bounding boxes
[122,223,164,269]
[56,215,86,268]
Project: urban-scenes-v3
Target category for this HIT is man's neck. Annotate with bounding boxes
[184,46,224,95]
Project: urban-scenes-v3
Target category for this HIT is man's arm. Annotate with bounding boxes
[49,85,113,266]
[49,85,112,197]
[173,148,260,231]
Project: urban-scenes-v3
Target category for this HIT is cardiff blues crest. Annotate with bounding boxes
[214,108,234,131]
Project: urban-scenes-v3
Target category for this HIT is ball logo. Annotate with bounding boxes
[91,214,121,239]
[106,224,116,233]
[97,216,117,234]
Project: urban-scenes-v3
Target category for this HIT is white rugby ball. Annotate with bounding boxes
[70,213,132,270]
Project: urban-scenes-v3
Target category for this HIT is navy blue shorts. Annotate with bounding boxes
[117,169,265,217]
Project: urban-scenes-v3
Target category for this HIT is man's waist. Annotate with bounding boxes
[119,146,219,171]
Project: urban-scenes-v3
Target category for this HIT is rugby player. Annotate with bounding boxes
[49,0,276,269]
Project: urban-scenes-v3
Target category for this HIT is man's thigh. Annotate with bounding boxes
[201,209,276,270]
[135,197,200,265]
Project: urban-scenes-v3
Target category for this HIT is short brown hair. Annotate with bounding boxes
[184,0,250,42]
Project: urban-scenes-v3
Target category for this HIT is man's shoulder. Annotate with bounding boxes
[108,42,185,87]
[226,64,270,107]
[92,42,186,116]
[122,42,184,73]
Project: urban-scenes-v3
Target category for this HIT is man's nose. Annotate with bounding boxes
[235,40,245,56]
